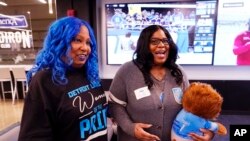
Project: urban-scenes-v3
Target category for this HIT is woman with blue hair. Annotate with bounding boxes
[18,16,108,141]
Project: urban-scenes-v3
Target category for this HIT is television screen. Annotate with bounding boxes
[213,0,250,65]
[104,0,217,65]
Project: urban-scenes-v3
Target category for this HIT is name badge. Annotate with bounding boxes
[172,87,183,104]
[134,86,151,100]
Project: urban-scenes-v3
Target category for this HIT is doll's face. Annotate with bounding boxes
[70,26,91,68]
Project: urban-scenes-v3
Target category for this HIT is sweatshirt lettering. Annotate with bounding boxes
[68,85,90,98]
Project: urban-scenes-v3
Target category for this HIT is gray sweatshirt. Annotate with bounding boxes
[109,61,189,141]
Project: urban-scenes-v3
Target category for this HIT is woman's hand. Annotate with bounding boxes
[189,128,214,141]
[134,123,160,141]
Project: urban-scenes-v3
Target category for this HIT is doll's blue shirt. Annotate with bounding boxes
[172,109,218,140]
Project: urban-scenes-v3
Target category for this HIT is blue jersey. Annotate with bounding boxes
[171,109,218,140]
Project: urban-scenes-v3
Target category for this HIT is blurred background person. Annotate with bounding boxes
[233,18,250,65]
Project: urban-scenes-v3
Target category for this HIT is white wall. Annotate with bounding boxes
[99,63,250,80]
[183,66,250,80]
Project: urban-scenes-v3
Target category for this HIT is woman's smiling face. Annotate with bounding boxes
[149,29,170,66]
[70,25,91,68]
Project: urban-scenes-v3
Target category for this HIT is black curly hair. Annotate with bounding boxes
[132,25,183,89]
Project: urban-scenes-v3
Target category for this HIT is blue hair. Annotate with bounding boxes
[27,16,100,85]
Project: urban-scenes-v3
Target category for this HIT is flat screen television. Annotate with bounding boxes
[213,0,250,66]
[97,0,250,80]
[103,0,217,65]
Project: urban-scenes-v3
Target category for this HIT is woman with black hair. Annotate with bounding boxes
[109,25,214,141]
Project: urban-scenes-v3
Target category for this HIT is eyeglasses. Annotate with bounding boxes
[150,38,170,46]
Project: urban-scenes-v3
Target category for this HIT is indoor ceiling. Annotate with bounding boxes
[1,0,43,6]
[0,0,57,20]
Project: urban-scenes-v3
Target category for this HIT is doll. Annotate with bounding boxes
[171,82,227,141]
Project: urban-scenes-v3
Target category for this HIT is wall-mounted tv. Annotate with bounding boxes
[213,0,250,66]
[104,0,217,65]
[98,0,250,79]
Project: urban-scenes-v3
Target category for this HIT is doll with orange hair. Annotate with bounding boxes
[171,82,227,141]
